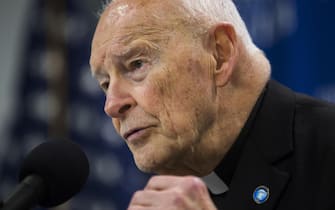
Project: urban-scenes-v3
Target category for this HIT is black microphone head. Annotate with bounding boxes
[18,139,89,207]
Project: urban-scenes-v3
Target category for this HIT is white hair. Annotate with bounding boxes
[180,0,258,53]
[100,0,259,52]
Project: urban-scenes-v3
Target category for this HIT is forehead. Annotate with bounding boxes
[92,0,189,49]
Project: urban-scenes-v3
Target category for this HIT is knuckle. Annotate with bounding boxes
[133,190,142,197]
[184,176,206,192]
[171,188,187,207]
[130,190,143,203]
[127,207,140,210]
[147,175,159,186]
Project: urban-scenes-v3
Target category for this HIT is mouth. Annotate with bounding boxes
[123,126,154,141]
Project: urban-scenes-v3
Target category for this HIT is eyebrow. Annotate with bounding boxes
[91,38,161,80]
[91,69,108,81]
[117,40,161,61]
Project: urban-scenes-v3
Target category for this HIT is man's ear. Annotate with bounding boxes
[207,23,238,87]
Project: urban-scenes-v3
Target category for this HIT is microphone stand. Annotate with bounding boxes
[1,175,45,210]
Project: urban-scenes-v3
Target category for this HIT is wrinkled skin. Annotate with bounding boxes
[90,0,223,175]
[90,0,242,209]
[128,176,217,210]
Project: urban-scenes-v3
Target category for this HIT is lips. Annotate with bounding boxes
[122,126,154,140]
[123,128,143,139]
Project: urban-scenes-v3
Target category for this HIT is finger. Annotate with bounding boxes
[127,206,148,210]
[145,175,185,190]
[130,177,216,210]
[145,176,207,195]
[130,188,191,210]
[127,206,156,210]
[129,190,161,206]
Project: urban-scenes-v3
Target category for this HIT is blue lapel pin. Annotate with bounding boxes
[253,185,270,204]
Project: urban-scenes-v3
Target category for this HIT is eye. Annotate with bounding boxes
[124,56,152,81]
[129,59,144,70]
[100,81,109,92]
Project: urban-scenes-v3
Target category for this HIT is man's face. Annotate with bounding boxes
[90,1,218,174]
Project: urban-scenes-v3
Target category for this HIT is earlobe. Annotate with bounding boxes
[208,23,238,87]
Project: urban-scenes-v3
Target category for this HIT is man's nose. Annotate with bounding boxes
[104,84,136,118]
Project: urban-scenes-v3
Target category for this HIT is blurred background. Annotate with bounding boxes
[0,0,334,209]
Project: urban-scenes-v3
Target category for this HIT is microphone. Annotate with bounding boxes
[1,139,89,210]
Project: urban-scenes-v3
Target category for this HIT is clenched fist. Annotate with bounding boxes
[128,175,217,210]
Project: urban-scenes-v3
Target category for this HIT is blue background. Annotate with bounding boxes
[0,0,334,209]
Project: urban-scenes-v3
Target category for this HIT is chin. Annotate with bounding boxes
[130,140,188,174]
[133,155,192,176]
[133,152,171,174]
[134,159,160,174]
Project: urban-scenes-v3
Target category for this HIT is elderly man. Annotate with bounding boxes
[90,0,335,209]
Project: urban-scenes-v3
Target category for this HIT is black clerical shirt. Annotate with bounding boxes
[208,85,267,203]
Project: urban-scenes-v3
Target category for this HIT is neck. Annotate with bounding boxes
[179,48,270,176]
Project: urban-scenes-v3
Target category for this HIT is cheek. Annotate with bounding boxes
[150,68,206,135]
[112,118,121,134]
[127,137,176,171]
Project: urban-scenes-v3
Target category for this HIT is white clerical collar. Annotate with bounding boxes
[202,172,229,195]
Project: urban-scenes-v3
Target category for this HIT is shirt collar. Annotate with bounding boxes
[202,172,229,195]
